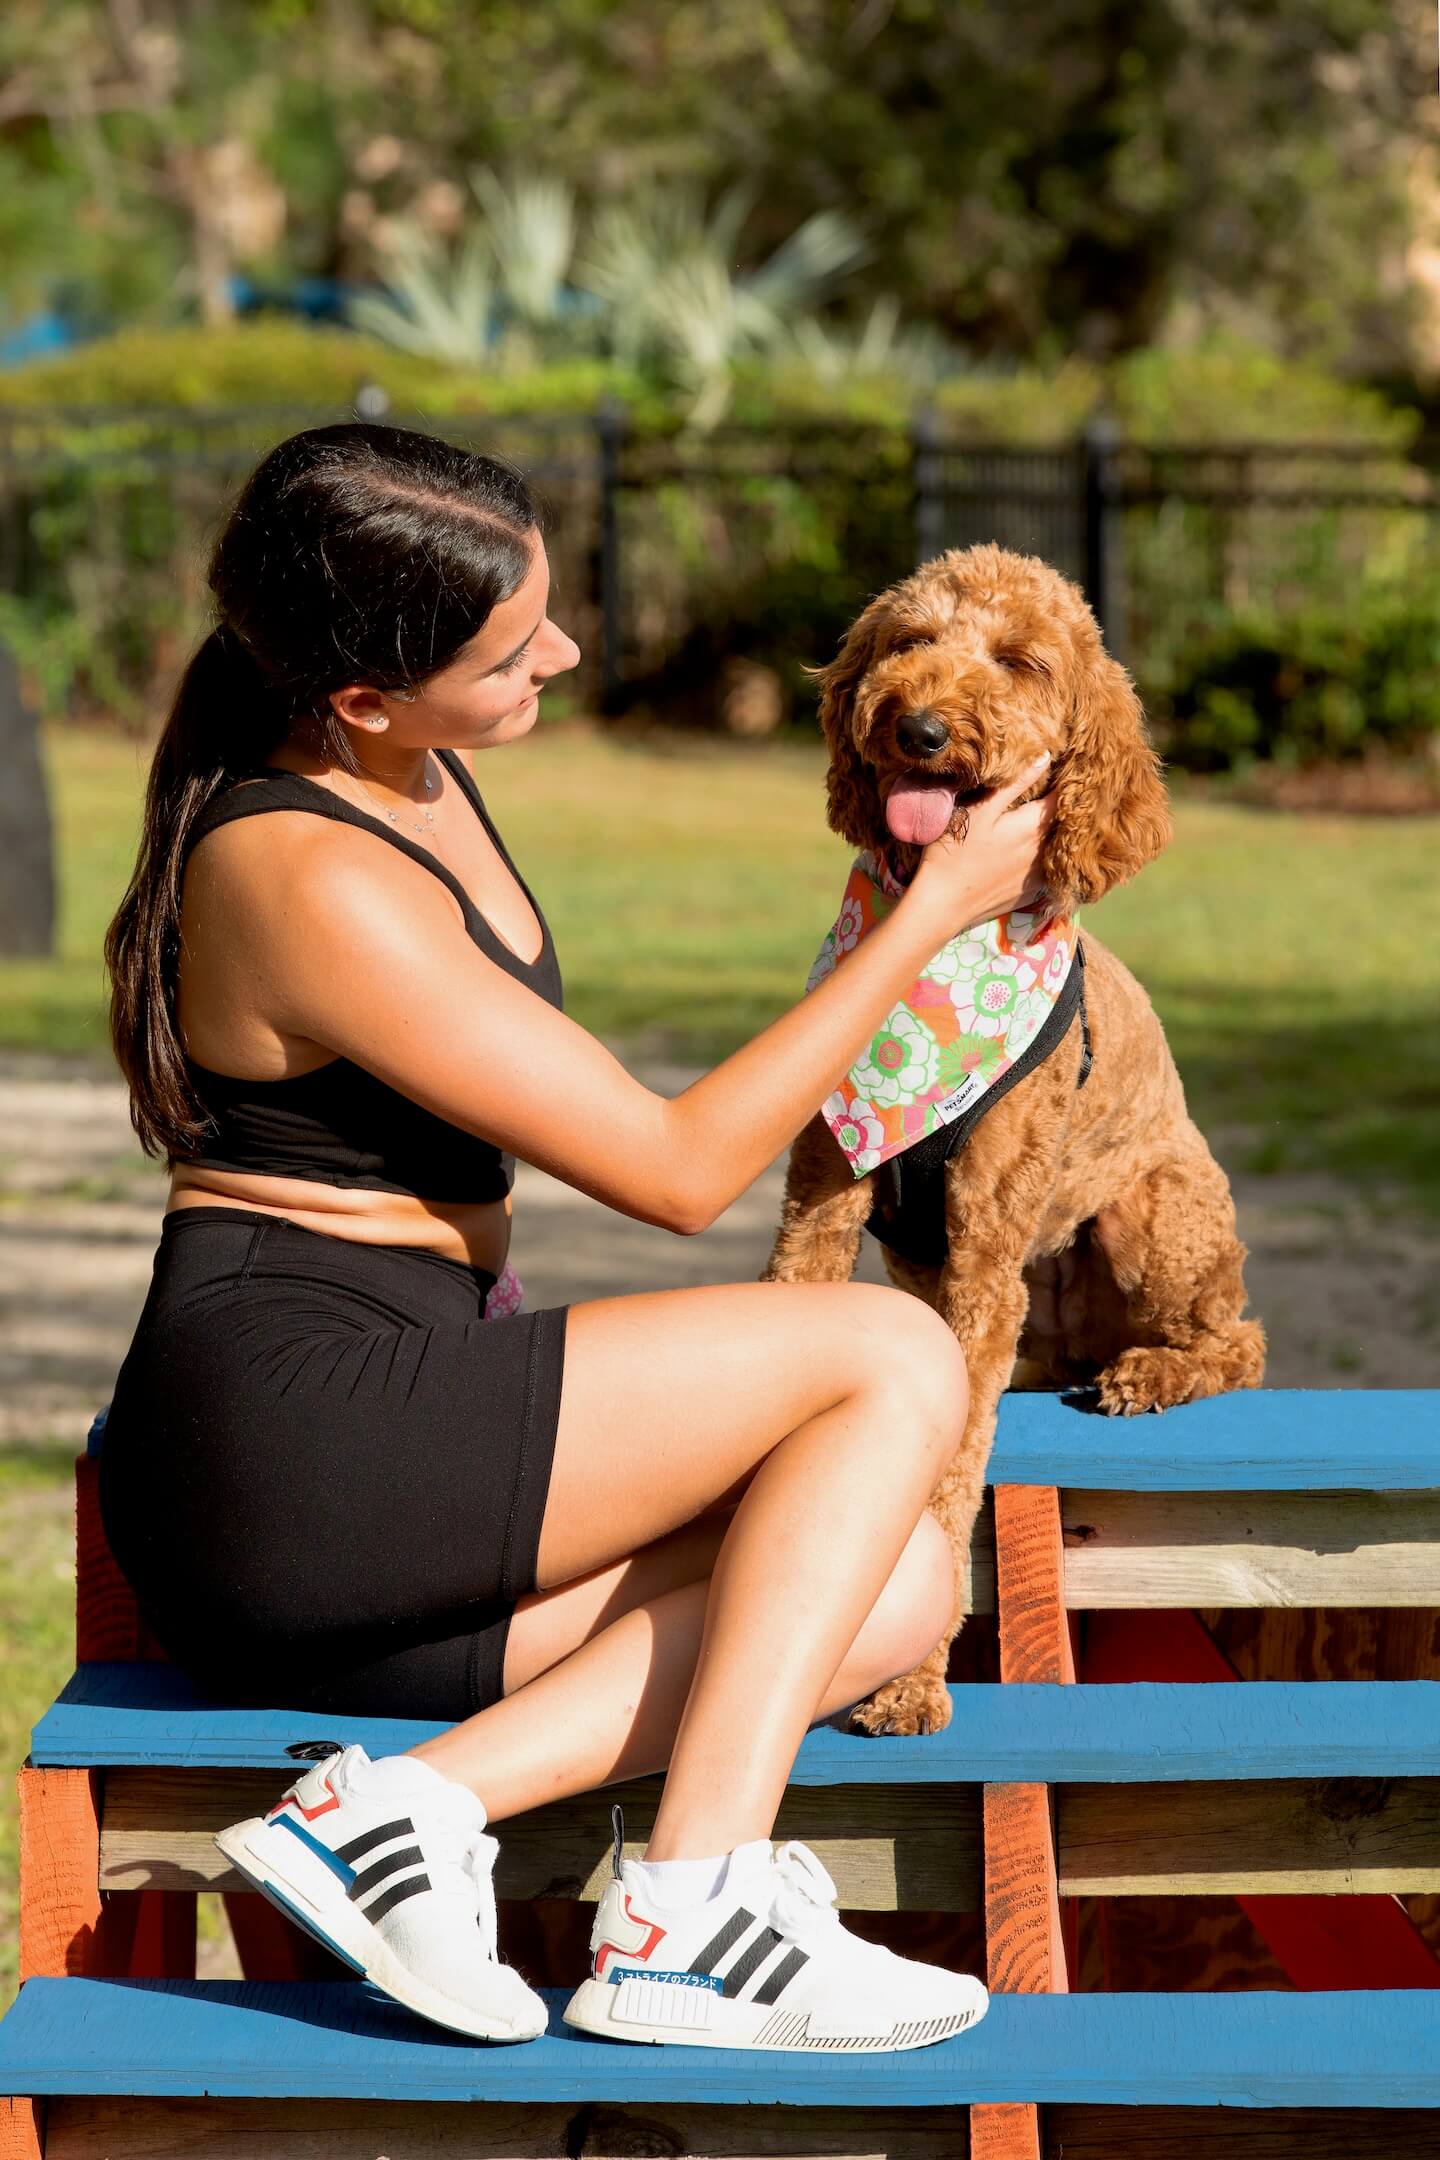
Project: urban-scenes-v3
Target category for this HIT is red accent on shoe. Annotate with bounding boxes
[593,1893,668,1978]
[266,1769,341,1823]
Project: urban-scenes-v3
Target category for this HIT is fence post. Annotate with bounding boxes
[912,404,946,567]
[595,396,627,716]
[1081,409,1127,661]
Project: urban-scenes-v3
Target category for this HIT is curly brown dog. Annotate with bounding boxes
[763,542,1265,1737]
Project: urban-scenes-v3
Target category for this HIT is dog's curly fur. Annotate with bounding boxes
[764,543,1265,1737]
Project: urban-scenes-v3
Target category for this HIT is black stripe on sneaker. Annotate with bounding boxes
[347,1843,427,1901]
[361,1870,431,1923]
[752,1945,808,2005]
[686,1906,755,1977]
[722,1924,786,1999]
[335,1817,415,1864]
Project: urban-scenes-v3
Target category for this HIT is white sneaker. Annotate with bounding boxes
[563,1805,989,2052]
[214,1737,547,2043]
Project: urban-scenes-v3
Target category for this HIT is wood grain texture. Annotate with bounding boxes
[5,1980,1440,2107]
[994,1487,1075,1686]
[1059,1775,1440,1894]
[17,1766,102,1982]
[45,2096,971,2157]
[992,1389,1440,1490]
[0,2097,42,2160]
[1060,1489,1440,1607]
[99,1770,981,1910]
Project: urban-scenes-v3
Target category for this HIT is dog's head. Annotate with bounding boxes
[807,542,1171,911]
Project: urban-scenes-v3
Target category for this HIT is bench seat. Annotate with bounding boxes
[3,1977,1439,2110]
[32,1660,1440,1781]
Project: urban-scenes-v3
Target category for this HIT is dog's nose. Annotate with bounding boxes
[896,709,951,758]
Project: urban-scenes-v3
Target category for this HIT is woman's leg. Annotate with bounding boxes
[408,1276,968,1857]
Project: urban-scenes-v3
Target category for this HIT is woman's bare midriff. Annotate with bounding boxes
[165,1166,513,1275]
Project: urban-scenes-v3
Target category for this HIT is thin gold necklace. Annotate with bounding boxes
[351,751,439,838]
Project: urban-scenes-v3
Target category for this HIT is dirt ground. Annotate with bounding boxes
[2,1048,1438,1453]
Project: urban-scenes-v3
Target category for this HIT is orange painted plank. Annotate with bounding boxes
[18,1766,104,1981]
[0,2096,43,2160]
[993,1485,1076,1686]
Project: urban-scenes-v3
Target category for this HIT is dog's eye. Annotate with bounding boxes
[995,649,1049,679]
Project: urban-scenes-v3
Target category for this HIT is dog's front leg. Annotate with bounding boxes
[851,1091,1069,1738]
[762,1111,873,1284]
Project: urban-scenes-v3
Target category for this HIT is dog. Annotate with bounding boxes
[763,543,1265,1737]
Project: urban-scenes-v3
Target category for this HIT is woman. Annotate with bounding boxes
[100,421,1054,2054]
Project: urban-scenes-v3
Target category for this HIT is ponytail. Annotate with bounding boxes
[104,625,290,1163]
[103,418,540,1165]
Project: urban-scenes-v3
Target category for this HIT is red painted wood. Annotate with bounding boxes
[1081,1608,1440,1990]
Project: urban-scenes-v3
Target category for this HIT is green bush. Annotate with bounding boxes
[1157,583,1440,771]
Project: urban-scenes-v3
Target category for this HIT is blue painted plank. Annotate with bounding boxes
[85,1389,1440,1487]
[1,1979,1438,2108]
[29,1662,1440,1780]
[992,1388,1440,1491]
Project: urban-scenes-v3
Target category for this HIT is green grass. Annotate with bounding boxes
[0,1445,79,2009]
[3,721,1437,1210]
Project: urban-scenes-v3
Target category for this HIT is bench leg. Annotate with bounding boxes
[971,1483,1078,2157]
[17,1765,194,1981]
[0,2097,44,2160]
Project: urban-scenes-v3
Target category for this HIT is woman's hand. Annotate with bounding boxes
[907,754,1057,929]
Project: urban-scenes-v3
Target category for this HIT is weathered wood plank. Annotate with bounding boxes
[1060,1489,1440,1607]
[1059,1777,1440,1896]
[45,2096,968,2158]
[5,1980,1440,2107]
[99,1771,981,1911]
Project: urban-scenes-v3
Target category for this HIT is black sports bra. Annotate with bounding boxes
[174,745,564,1203]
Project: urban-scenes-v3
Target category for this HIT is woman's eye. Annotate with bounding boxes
[496,642,533,676]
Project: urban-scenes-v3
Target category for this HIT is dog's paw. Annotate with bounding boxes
[847,1671,953,1739]
[1094,1346,1201,1415]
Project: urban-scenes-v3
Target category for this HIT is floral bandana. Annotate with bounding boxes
[806,851,1077,1178]
[483,1260,525,1320]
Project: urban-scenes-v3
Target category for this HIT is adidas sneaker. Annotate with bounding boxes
[214,1738,547,2043]
[563,1804,989,2052]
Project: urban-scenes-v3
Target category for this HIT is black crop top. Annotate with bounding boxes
[175,745,564,1203]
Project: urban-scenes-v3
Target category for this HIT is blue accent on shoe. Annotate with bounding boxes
[257,1879,367,1976]
[608,1968,723,1991]
[276,1814,358,1887]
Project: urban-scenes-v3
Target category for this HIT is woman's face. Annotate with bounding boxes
[329,529,581,753]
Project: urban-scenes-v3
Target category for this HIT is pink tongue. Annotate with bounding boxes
[885,779,957,846]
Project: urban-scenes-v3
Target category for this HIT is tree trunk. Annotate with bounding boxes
[0,640,57,957]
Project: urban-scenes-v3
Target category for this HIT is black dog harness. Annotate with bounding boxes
[861,938,1093,1269]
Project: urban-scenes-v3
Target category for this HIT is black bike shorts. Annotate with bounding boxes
[98,1204,570,1722]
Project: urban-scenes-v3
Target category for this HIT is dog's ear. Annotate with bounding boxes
[805,603,890,849]
[1043,646,1171,908]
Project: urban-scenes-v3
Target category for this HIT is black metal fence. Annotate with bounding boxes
[0,402,1433,726]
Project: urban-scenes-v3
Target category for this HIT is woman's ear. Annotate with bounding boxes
[806,604,889,851]
[1042,647,1172,908]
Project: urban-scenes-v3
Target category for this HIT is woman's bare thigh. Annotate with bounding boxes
[533,1275,952,1592]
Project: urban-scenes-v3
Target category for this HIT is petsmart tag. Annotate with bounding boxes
[806,850,1077,1178]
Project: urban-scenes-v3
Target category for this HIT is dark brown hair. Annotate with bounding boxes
[105,420,540,1164]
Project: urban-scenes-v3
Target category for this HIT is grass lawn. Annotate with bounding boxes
[4,718,1436,1212]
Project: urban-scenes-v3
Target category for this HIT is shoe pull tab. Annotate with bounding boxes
[284,1738,346,1761]
[610,1801,625,1880]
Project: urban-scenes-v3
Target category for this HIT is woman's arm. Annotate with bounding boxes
[267,760,1054,1234]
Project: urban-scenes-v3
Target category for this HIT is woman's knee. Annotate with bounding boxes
[849,1289,969,1468]
[861,1509,957,1682]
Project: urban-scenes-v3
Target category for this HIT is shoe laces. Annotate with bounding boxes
[767,1839,841,1941]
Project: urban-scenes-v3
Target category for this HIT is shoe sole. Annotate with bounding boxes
[562,1974,990,2052]
[214,1816,546,2044]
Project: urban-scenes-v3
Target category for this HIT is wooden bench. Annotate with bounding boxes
[4,1386,1439,2157]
